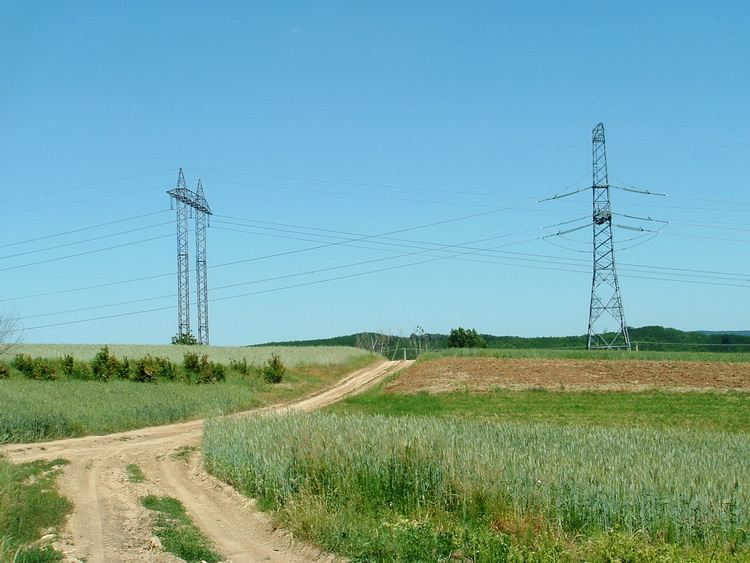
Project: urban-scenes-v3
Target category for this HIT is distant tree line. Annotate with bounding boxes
[255,325,750,354]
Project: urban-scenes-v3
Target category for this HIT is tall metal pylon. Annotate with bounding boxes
[167,170,213,344]
[587,123,631,350]
[194,179,212,345]
[167,169,191,339]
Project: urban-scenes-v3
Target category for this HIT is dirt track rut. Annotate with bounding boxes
[4,359,412,562]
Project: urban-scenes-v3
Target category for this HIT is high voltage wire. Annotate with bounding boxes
[1,271,175,303]
[0,169,174,203]
[9,168,750,334]
[191,167,750,210]
[0,184,173,218]
[0,221,173,260]
[0,210,170,249]
[205,178,511,210]
[18,212,750,324]
[0,233,173,273]
[8,200,749,308]
[610,178,750,208]
[23,229,542,322]
[186,167,542,200]
[24,233,750,331]
[20,214,566,321]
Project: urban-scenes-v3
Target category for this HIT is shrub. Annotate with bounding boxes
[262,354,286,383]
[134,355,176,383]
[11,353,34,374]
[229,357,253,375]
[198,362,225,384]
[12,354,58,381]
[90,346,129,382]
[0,363,9,379]
[183,352,201,373]
[60,354,91,380]
[183,352,225,384]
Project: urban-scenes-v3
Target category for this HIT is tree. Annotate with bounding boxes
[171,331,199,345]
[448,327,487,348]
[410,326,433,353]
[355,330,407,358]
[0,310,22,356]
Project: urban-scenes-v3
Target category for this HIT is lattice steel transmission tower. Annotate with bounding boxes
[167,169,191,339]
[168,169,213,344]
[587,123,631,350]
[194,179,212,345]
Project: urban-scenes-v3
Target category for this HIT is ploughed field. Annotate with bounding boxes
[385,357,750,393]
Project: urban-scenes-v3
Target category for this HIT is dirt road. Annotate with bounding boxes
[4,359,411,563]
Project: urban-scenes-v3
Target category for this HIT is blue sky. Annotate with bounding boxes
[1,2,748,345]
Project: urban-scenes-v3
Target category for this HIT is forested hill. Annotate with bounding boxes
[254,326,750,352]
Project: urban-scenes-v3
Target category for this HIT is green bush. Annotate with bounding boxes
[198,362,225,384]
[183,352,201,373]
[262,354,286,383]
[183,353,225,384]
[60,354,91,380]
[12,354,58,381]
[90,346,129,381]
[11,354,34,374]
[134,355,176,382]
[229,357,253,375]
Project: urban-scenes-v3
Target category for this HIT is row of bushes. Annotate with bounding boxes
[0,347,286,384]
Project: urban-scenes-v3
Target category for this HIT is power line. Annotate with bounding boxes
[0,184,172,218]
[0,271,174,303]
[20,208,750,326]
[187,167,544,200]
[0,169,174,203]
[0,210,170,249]
[610,179,750,208]
[0,233,172,273]
[0,221,173,260]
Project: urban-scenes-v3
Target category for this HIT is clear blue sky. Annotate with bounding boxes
[1,2,748,345]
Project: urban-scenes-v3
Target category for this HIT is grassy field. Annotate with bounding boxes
[202,351,750,561]
[0,346,377,443]
[417,347,750,362]
[6,343,368,366]
[329,388,750,432]
[5,345,749,561]
[0,345,377,560]
[203,411,750,562]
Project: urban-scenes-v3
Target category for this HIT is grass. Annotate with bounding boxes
[0,353,378,443]
[126,463,147,483]
[172,445,198,462]
[6,343,371,367]
[328,388,750,432]
[141,494,221,563]
[0,455,72,562]
[418,347,750,362]
[203,412,750,562]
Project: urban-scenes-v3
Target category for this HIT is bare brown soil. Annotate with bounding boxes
[385,357,750,394]
[3,359,412,563]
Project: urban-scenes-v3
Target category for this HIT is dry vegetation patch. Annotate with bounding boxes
[385,357,750,393]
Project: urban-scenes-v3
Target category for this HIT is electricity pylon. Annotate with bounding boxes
[587,123,631,350]
[194,179,211,345]
[168,169,213,344]
[167,169,191,339]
